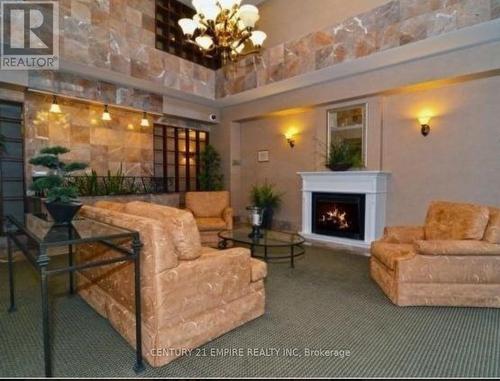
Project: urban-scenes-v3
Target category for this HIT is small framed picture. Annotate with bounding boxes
[258,150,269,162]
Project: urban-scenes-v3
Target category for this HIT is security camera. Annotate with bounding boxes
[209,114,218,122]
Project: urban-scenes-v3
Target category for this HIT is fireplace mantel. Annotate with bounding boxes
[298,171,391,249]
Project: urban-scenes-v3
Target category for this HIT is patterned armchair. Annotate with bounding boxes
[185,191,233,247]
[76,201,266,367]
[370,201,500,307]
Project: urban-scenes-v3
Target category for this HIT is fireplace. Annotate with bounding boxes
[299,171,390,248]
[312,193,366,241]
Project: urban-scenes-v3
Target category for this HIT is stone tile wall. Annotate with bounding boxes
[59,0,215,99]
[216,0,500,98]
[28,71,163,113]
[24,91,155,183]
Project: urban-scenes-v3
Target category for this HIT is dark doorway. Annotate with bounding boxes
[0,101,25,235]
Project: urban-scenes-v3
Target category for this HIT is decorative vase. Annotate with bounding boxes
[44,201,82,225]
[327,163,352,171]
[247,206,264,239]
[261,207,274,230]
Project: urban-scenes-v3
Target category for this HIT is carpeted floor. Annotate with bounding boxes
[1,245,500,378]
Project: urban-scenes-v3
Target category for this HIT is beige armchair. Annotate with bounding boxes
[185,191,233,246]
[76,201,266,368]
[370,201,500,307]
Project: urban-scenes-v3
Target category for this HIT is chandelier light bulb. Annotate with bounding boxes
[249,30,267,47]
[49,95,62,114]
[201,4,220,21]
[237,4,260,29]
[178,18,198,36]
[196,35,214,50]
[102,104,112,121]
[218,0,241,10]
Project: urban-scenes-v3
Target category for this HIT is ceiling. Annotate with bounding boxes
[177,0,267,8]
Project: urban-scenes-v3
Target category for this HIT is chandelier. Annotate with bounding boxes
[178,0,267,64]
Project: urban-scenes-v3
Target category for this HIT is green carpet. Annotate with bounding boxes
[1,246,500,378]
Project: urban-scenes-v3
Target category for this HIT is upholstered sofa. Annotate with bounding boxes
[371,201,500,307]
[75,201,267,367]
[185,191,233,247]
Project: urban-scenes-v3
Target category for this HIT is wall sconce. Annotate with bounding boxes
[285,131,296,148]
[418,115,431,136]
[49,95,62,114]
[140,111,150,127]
[102,104,112,121]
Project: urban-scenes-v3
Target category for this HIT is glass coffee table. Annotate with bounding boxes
[218,228,306,268]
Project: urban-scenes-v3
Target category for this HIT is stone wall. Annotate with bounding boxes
[59,0,215,99]
[24,91,154,182]
[216,0,499,98]
[28,71,163,113]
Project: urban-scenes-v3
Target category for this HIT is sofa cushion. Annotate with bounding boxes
[80,206,178,274]
[156,247,253,329]
[416,240,500,256]
[382,226,425,244]
[250,258,267,282]
[371,242,416,271]
[425,201,490,241]
[94,200,126,212]
[125,201,202,261]
[484,208,500,244]
[196,217,227,232]
[185,191,229,218]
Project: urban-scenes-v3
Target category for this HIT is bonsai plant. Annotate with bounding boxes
[250,182,283,229]
[326,137,363,171]
[30,146,87,224]
[198,144,224,191]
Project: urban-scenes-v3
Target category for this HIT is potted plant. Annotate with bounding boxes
[326,137,362,171]
[198,144,224,191]
[250,182,283,229]
[30,146,87,225]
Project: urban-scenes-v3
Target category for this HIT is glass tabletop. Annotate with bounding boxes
[219,228,305,247]
[7,214,137,247]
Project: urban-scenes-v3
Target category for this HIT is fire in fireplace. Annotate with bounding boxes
[312,193,365,240]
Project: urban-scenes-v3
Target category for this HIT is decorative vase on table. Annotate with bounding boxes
[29,146,88,225]
[247,206,264,239]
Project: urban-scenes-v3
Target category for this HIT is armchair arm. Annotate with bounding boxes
[380,226,425,244]
[222,207,234,230]
[416,240,500,256]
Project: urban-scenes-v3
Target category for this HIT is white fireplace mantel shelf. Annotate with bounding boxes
[298,171,391,249]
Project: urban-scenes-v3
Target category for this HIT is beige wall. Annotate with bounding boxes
[233,75,500,230]
[382,76,500,225]
[239,110,321,228]
[258,0,390,48]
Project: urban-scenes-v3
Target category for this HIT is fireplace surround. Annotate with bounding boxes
[298,171,391,248]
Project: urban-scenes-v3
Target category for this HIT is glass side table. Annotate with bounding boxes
[5,214,145,377]
[218,228,306,268]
